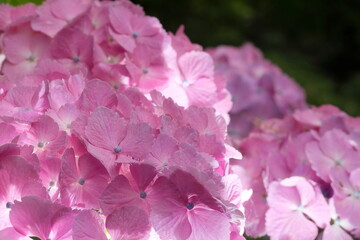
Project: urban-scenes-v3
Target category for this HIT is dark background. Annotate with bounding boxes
[2,0,360,115]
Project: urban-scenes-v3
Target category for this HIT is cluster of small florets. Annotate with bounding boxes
[0,0,244,240]
[231,105,360,240]
[207,44,307,143]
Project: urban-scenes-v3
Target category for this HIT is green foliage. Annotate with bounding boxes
[29,237,41,240]
[0,0,44,5]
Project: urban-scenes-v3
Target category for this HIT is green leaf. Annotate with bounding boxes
[0,0,45,6]
[29,237,42,240]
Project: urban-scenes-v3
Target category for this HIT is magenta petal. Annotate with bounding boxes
[100,175,139,215]
[106,206,150,240]
[129,163,156,191]
[72,210,107,240]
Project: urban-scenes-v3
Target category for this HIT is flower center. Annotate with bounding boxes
[353,190,360,198]
[72,56,80,63]
[132,32,139,38]
[49,181,55,187]
[186,202,194,210]
[139,192,147,199]
[6,202,12,209]
[78,178,85,185]
[182,80,190,87]
[114,146,122,153]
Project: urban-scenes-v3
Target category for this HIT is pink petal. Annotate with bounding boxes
[0,227,27,240]
[323,224,353,240]
[187,205,230,240]
[79,80,117,112]
[85,107,127,150]
[60,149,109,208]
[178,51,213,84]
[0,122,18,145]
[10,196,70,239]
[306,141,333,182]
[32,115,59,143]
[50,0,91,22]
[145,134,178,169]
[266,209,318,240]
[99,175,140,215]
[72,210,107,240]
[120,122,154,159]
[106,206,150,240]
[129,163,156,191]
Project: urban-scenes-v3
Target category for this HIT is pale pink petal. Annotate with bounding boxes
[187,205,230,240]
[0,227,27,240]
[266,209,318,240]
[322,224,353,240]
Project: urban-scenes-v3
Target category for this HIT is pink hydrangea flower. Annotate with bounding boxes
[266,177,330,240]
[10,196,76,240]
[149,169,231,240]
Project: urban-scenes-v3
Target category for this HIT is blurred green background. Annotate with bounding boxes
[2,0,360,116]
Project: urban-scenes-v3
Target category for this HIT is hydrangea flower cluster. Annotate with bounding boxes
[0,0,232,122]
[207,44,307,143]
[231,105,360,239]
[0,0,244,239]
